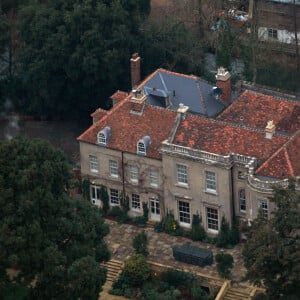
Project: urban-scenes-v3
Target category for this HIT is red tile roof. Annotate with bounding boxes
[90,108,107,119]
[218,90,300,134]
[173,114,288,164]
[110,90,128,102]
[256,131,300,179]
[78,100,177,160]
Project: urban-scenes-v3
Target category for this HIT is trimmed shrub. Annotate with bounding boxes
[160,269,195,288]
[143,202,149,221]
[121,254,151,287]
[215,253,234,278]
[164,213,180,235]
[99,185,109,215]
[191,214,206,241]
[216,217,231,248]
[132,230,148,257]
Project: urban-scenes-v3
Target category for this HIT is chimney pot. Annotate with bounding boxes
[265,120,276,139]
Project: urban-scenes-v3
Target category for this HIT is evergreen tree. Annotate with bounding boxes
[242,179,300,299]
[0,137,110,299]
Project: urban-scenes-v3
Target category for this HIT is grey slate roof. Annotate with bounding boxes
[139,69,225,117]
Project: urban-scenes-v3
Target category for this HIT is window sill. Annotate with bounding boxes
[90,170,99,173]
[131,208,141,212]
[205,189,218,196]
[109,175,119,180]
[150,184,158,188]
[179,222,191,229]
[207,228,219,234]
[175,183,189,189]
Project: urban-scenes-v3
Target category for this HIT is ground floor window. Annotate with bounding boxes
[258,199,268,219]
[178,200,191,225]
[131,193,140,211]
[90,185,101,205]
[206,207,218,232]
[110,188,119,206]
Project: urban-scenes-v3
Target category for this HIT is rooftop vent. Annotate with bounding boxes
[212,86,222,99]
[177,103,189,120]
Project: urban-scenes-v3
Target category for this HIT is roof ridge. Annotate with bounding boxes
[243,89,300,104]
[155,68,200,80]
[195,80,208,116]
[283,147,295,176]
[255,129,300,174]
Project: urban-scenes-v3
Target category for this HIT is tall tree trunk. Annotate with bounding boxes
[293,0,299,72]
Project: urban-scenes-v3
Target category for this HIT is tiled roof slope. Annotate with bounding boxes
[90,108,107,119]
[256,131,300,179]
[78,100,177,160]
[136,68,225,117]
[173,114,288,164]
[218,90,300,134]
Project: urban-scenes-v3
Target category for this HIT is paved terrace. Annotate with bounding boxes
[103,219,247,283]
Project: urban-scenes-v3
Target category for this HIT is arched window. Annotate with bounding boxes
[137,135,151,155]
[97,126,111,146]
[239,189,246,212]
[137,141,146,155]
[97,132,106,145]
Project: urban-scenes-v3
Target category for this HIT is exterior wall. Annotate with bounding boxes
[258,27,300,44]
[79,141,164,220]
[162,153,233,234]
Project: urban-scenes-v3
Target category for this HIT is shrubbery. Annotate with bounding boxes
[215,253,234,278]
[133,231,149,257]
[191,214,206,241]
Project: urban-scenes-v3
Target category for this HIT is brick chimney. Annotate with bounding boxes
[130,53,141,88]
[265,120,275,139]
[216,67,231,102]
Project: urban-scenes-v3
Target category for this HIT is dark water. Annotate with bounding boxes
[0,118,90,166]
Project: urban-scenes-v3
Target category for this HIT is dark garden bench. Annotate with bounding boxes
[172,244,213,267]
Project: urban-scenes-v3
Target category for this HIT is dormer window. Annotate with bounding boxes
[137,135,151,155]
[97,126,111,146]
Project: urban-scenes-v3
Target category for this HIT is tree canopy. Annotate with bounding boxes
[16,0,151,119]
[242,179,300,299]
[0,137,110,299]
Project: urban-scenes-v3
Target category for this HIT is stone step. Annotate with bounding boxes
[223,287,251,300]
[101,259,123,282]
[146,220,157,228]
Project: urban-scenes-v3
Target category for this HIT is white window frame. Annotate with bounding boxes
[129,165,139,183]
[97,131,106,145]
[206,207,219,232]
[109,160,118,178]
[205,170,217,193]
[137,141,146,155]
[267,28,278,40]
[90,185,100,205]
[258,199,268,219]
[110,188,119,206]
[89,155,99,173]
[178,200,191,226]
[239,189,246,212]
[176,164,188,185]
[149,169,158,187]
[131,193,141,211]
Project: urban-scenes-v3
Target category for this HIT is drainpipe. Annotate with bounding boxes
[121,151,126,197]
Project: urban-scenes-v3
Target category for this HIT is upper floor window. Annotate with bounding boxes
[89,155,98,173]
[150,169,158,187]
[109,160,118,177]
[176,164,188,185]
[238,171,246,180]
[97,126,111,146]
[268,28,278,40]
[110,188,119,206]
[258,199,268,219]
[205,171,216,193]
[137,135,151,155]
[239,189,246,212]
[131,193,140,211]
[129,165,138,183]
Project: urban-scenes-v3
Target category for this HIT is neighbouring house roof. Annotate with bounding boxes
[218,90,300,134]
[173,114,289,168]
[78,100,177,160]
[136,68,225,117]
[90,108,107,119]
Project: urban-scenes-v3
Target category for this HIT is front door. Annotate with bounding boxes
[150,197,160,221]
